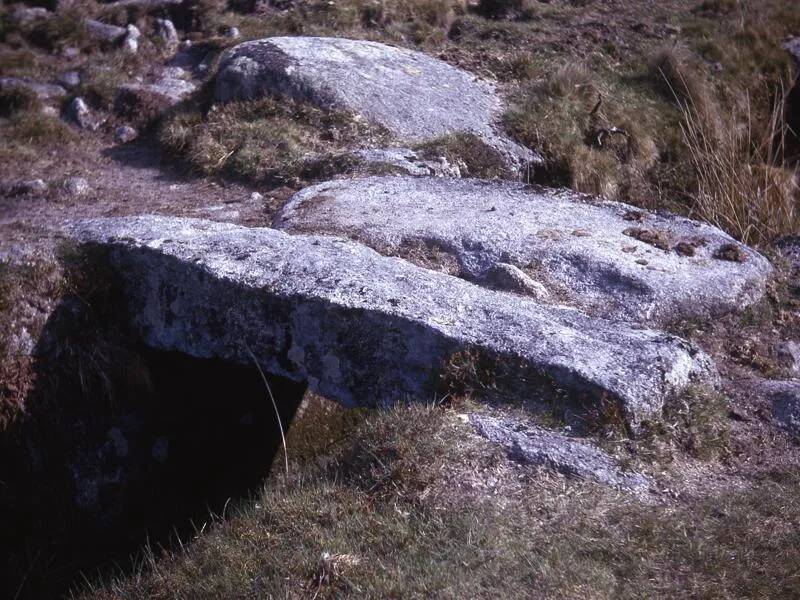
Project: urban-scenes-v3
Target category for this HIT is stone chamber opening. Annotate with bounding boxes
[1,319,307,599]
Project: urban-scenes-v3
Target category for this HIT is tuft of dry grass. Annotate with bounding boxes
[679,87,799,246]
[0,85,41,117]
[159,96,391,185]
[476,0,539,21]
[504,62,660,198]
[416,132,513,179]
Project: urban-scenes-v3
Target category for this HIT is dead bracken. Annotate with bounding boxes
[714,243,747,263]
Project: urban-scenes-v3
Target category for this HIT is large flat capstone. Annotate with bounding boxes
[214,36,536,171]
[274,177,772,324]
[71,215,716,431]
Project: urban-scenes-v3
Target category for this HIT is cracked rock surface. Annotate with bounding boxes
[274,177,772,324]
[71,215,717,431]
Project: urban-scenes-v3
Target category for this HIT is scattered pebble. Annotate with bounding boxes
[224,26,241,39]
[58,71,81,90]
[249,191,264,202]
[155,18,179,50]
[122,24,141,54]
[63,176,90,196]
[65,96,96,130]
[7,179,47,196]
[115,125,138,144]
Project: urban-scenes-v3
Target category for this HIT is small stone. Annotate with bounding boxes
[63,176,90,196]
[763,380,800,438]
[470,413,650,493]
[65,96,97,130]
[11,5,51,24]
[114,125,138,143]
[777,341,800,377]
[224,26,241,39]
[84,19,127,44]
[155,18,179,50]
[8,179,47,196]
[482,262,549,299]
[623,210,646,222]
[106,428,129,459]
[674,241,696,257]
[58,71,81,90]
[122,24,141,54]
[62,46,80,59]
[249,191,264,202]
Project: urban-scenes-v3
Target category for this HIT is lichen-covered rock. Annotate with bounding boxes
[214,37,537,172]
[470,414,650,492]
[274,177,772,324]
[71,215,716,431]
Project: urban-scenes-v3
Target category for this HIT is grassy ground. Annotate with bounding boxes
[81,400,800,600]
[1,1,800,597]
[2,0,798,242]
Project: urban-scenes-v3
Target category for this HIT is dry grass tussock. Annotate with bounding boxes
[80,401,800,600]
[678,87,799,247]
[159,97,390,185]
[504,61,660,199]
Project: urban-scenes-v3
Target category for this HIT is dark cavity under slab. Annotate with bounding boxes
[1,344,306,599]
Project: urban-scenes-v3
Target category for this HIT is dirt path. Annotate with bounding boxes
[0,135,285,262]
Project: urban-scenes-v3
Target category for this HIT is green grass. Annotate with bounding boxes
[81,402,800,599]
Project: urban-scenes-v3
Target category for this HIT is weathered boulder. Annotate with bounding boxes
[274,177,772,325]
[470,414,650,492]
[214,37,537,172]
[71,215,716,431]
